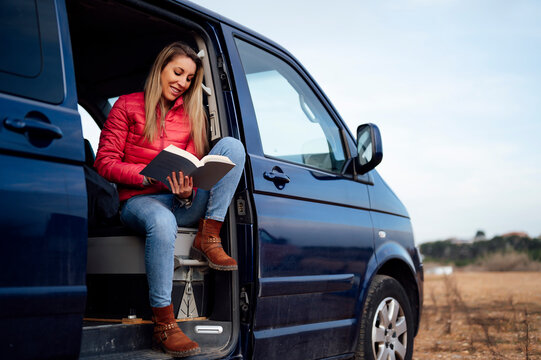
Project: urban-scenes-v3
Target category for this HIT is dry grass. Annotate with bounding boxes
[414,272,541,360]
[478,252,541,272]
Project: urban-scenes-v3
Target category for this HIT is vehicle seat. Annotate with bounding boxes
[86,227,208,320]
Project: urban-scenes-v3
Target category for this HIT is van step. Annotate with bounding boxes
[80,320,231,358]
[80,349,172,360]
[80,322,153,357]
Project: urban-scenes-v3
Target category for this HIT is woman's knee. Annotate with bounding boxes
[146,210,178,242]
[215,137,245,167]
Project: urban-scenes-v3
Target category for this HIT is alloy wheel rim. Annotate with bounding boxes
[371,296,408,360]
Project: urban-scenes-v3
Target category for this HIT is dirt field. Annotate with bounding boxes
[414,272,541,360]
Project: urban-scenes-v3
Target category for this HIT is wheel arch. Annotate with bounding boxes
[375,244,421,336]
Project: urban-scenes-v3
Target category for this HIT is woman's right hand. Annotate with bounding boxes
[167,171,193,199]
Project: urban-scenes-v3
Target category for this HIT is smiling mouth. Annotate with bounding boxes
[170,86,183,96]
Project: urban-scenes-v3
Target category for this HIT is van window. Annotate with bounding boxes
[0,0,41,77]
[235,39,346,173]
[108,97,119,107]
[79,105,101,155]
[0,0,64,103]
[79,97,119,157]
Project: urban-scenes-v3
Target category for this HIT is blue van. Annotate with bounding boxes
[0,0,423,359]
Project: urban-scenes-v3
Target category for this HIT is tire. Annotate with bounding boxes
[355,275,414,360]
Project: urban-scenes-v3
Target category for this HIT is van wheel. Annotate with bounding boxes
[355,275,414,360]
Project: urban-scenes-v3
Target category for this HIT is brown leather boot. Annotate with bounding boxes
[190,218,238,271]
[151,304,200,357]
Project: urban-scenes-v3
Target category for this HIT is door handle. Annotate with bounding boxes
[264,171,290,183]
[4,117,63,139]
[263,168,290,188]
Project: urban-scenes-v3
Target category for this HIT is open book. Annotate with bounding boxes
[140,145,235,190]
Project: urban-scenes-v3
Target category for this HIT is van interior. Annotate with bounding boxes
[66,0,240,357]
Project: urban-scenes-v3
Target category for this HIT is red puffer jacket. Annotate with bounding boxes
[95,92,197,201]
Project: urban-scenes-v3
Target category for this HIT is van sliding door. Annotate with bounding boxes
[0,1,87,359]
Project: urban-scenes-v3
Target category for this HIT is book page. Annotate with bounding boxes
[163,145,201,166]
[200,154,235,166]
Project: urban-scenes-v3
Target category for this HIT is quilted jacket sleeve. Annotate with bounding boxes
[94,96,146,187]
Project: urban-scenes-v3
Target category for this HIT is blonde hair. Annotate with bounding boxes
[144,42,208,157]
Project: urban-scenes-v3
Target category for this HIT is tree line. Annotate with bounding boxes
[420,234,541,267]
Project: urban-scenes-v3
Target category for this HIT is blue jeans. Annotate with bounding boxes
[120,137,245,307]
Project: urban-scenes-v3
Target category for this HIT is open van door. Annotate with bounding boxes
[223,27,376,359]
[0,1,87,359]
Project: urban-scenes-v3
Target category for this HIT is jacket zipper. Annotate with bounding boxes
[160,114,166,150]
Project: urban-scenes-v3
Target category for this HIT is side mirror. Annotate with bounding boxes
[356,123,383,174]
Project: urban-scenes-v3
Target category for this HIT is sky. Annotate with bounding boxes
[192,0,541,243]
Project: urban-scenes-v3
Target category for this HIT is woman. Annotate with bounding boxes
[95,42,245,357]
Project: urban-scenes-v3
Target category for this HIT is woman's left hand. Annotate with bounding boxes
[167,171,193,199]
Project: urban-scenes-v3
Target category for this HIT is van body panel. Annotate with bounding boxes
[371,211,417,269]
[368,170,410,218]
[0,94,85,163]
[0,155,87,287]
[258,273,355,297]
[253,319,357,359]
[250,155,371,210]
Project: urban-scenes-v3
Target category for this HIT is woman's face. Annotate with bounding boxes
[160,55,197,106]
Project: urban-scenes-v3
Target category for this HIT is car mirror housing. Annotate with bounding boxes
[356,123,383,174]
